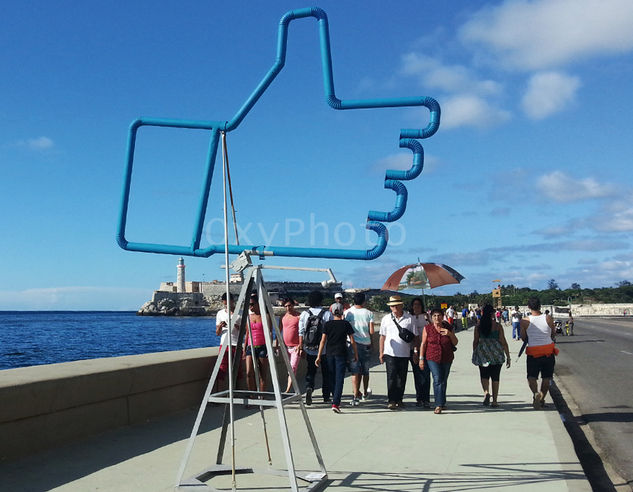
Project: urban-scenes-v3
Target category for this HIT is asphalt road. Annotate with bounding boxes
[553,317,633,489]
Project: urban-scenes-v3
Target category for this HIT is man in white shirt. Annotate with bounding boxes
[446,305,456,326]
[345,292,374,405]
[379,295,414,410]
[215,293,242,390]
[511,306,522,341]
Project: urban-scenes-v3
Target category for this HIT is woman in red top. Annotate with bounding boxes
[419,308,458,414]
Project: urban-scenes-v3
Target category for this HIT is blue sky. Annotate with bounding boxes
[2,0,632,310]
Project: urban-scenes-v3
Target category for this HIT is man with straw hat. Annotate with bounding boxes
[379,295,414,410]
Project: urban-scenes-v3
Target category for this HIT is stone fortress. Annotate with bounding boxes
[137,258,344,316]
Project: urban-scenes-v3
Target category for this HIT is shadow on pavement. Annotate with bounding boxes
[550,381,618,492]
[0,404,240,492]
[581,411,633,424]
[329,462,588,491]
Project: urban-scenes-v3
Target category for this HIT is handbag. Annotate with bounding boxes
[392,314,415,343]
[472,337,505,366]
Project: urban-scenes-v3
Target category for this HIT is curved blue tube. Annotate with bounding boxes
[117,7,440,261]
[367,180,408,222]
[385,139,424,181]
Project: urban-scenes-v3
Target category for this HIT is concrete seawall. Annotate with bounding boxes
[0,347,303,461]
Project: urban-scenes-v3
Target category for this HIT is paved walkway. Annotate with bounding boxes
[0,324,591,491]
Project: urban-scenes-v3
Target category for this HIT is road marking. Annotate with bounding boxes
[621,350,633,355]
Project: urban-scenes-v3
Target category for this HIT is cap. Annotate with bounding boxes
[334,293,343,299]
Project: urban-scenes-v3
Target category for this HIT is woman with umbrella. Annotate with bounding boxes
[419,308,458,414]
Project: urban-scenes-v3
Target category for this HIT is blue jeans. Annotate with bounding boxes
[410,354,430,403]
[427,360,452,407]
[512,322,521,339]
[306,352,330,399]
[326,354,347,407]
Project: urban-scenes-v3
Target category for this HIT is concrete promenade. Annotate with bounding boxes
[0,324,591,491]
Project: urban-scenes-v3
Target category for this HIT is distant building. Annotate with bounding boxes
[151,257,344,312]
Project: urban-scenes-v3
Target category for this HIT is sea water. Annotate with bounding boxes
[0,311,220,370]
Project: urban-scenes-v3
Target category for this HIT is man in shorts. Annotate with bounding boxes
[344,292,374,405]
[520,297,557,409]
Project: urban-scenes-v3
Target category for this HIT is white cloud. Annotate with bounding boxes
[522,72,580,119]
[537,171,614,202]
[17,136,55,151]
[440,94,511,129]
[398,51,510,131]
[400,53,503,96]
[593,199,633,232]
[460,0,633,70]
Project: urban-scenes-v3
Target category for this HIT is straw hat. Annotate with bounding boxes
[386,295,404,306]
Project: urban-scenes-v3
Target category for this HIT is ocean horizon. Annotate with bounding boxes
[0,311,221,370]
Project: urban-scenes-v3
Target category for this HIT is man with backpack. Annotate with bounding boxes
[298,290,333,405]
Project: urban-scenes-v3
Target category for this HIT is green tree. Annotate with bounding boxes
[547,279,559,290]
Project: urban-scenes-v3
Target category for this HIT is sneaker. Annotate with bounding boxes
[366,388,372,397]
[532,392,542,410]
[351,398,360,406]
[387,401,397,410]
[305,388,313,406]
[332,405,341,414]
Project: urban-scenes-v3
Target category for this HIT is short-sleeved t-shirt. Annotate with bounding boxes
[344,306,374,345]
[216,309,241,346]
[409,313,427,337]
[281,313,300,347]
[380,312,413,358]
[323,319,354,357]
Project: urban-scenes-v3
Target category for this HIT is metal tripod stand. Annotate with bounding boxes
[175,265,327,491]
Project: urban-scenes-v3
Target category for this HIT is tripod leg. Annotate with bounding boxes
[257,274,301,491]
[176,341,228,486]
[216,274,253,466]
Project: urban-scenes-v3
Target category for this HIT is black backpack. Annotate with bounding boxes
[304,308,326,349]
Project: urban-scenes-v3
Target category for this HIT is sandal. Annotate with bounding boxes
[434,406,442,414]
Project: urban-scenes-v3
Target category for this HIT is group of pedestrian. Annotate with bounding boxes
[214,290,558,415]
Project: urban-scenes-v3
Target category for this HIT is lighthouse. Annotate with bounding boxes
[177,257,186,293]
